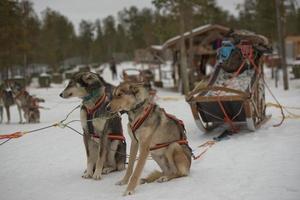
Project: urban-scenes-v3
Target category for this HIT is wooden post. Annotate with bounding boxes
[179,4,190,95]
[275,0,289,90]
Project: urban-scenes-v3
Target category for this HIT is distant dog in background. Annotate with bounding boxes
[23,95,44,123]
[10,82,43,123]
[0,81,23,123]
[60,72,126,180]
[0,81,44,123]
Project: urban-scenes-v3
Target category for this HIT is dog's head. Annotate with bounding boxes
[9,81,23,93]
[59,72,105,99]
[106,82,149,113]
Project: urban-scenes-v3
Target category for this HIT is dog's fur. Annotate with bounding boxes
[0,81,24,124]
[11,83,43,123]
[23,95,43,123]
[107,82,192,195]
[60,72,126,180]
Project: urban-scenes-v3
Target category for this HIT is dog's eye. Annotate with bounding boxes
[117,93,123,97]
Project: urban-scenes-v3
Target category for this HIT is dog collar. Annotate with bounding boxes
[83,94,107,115]
[131,100,147,112]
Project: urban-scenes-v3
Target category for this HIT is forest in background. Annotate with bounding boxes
[0,0,300,75]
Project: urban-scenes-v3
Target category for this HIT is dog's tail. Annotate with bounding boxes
[143,170,163,183]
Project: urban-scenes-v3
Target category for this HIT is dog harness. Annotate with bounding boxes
[130,103,189,151]
[82,94,125,142]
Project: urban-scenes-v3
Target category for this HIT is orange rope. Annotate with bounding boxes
[0,132,25,140]
[193,140,216,160]
[217,96,239,133]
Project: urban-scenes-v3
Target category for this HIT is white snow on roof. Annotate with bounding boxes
[151,45,164,51]
[162,24,212,48]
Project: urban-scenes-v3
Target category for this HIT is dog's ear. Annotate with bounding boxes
[82,73,94,81]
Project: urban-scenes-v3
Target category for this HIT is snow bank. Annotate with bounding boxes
[0,63,300,200]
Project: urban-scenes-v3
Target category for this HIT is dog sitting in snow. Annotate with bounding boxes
[60,72,126,180]
[106,81,192,195]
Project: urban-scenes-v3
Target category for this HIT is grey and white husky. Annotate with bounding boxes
[60,72,126,180]
[0,81,24,124]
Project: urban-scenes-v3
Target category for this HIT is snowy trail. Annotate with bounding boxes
[1,64,300,200]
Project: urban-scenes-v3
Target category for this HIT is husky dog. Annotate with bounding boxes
[1,81,24,124]
[10,82,43,123]
[107,82,192,196]
[60,72,126,180]
[23,95,43,123]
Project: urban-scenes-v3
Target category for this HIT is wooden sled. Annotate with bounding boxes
[186,39,271,133]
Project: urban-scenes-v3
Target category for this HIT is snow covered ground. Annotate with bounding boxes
[1,63,300,200]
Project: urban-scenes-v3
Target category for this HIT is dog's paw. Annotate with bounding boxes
[123,190,135,196]
[102,167,114,174]
[157,176,169,183]
[115,179,128,186]
[82,171,93,179]
[139,178,147,185]
[92,169,102,180]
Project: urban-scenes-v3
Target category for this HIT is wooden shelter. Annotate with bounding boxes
[286,36,300,60]
[161,24,231,90]
[159,24,270,92]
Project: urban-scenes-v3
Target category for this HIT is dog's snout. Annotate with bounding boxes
[59,93,63,98]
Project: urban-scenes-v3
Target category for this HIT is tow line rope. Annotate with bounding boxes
[0,104,82,146]
[266,102,300,118]
[0,102,218,162]
[262,79,285,127]
[192,140,217,160]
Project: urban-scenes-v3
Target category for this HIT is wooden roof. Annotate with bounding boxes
[162,24,230,49]
[160,24,269,51]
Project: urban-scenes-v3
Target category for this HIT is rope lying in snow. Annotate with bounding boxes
[0,101,220,162]
[263,79,285,127]
[0,104,82,146]
[192,140,217,160]
[266,102,300,119]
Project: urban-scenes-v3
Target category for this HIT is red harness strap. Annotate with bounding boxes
[85,94,107,115]
[108,134,125,141]
[130,103,188,151]
[235,41,260,75]
[161,109,185,130]
[149,139,188,151]
[130,103,155,134]
[92,133,126,141]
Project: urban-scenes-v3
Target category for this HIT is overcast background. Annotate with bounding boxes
[31,0,245,31]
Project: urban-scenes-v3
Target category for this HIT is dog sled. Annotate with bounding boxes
[186,31,271,132]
